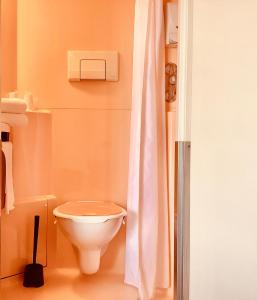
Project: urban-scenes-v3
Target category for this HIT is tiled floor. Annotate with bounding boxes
[1,268,172,300]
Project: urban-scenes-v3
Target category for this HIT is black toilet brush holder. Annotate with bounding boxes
[23,215,44,287]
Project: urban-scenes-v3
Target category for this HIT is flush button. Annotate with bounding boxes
[80,59,106,80]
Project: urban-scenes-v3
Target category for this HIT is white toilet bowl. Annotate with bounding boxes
[53,201,126,274]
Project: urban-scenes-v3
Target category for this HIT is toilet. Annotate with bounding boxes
[53,201,127,274]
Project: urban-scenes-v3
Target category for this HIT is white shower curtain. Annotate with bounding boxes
[125,0,169,299]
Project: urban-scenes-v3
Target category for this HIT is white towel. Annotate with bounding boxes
[0,113,28,127]
[2,142,15,214]
[1,98,27,114]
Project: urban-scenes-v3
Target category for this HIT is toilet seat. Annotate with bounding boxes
[53,201,126,223]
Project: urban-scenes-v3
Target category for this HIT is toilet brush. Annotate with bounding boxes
[23,215,44,287]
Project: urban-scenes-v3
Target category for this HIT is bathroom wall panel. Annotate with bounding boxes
[12,112,52,201]
[17,0,134,110]
[51,109,130,207]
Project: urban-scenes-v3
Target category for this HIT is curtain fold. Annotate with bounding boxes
[125,0,170,299]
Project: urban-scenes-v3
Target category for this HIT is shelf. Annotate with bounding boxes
[26,109,51,114]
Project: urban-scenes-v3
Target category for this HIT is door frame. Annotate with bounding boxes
[177,0,193,143]
[176,0,193,299]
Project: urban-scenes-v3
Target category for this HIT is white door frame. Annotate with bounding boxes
[176,1,193,300]
[177,0,193,142]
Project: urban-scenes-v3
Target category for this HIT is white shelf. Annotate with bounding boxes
[26,109,51,114]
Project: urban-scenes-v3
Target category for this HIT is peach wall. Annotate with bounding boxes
[17,0,134,110]
[1,0,17,97]
[12,111,52,200]
[17,0,134,203]
[51,110,130,205]
[1,198,48,278]
[17,0,134,204]
[16,0,135,273]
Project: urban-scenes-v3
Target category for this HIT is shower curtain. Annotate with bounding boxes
[125,0,169,299]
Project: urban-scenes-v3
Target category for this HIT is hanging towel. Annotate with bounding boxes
[0,113,28,127]
[1,98,27,114]
[2,142,15,214]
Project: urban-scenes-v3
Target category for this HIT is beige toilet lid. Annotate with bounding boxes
[56,201,124,217]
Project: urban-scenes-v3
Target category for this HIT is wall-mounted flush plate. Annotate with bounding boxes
[80,59,106,80]
[68,51,119,82]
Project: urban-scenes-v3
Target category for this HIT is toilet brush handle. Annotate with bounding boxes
[33,215,40,264]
